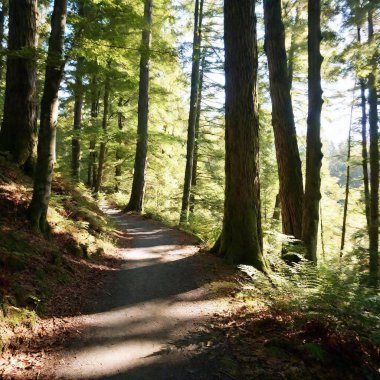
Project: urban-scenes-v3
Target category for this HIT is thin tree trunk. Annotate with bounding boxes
[115,97,125,191]
[367,5,379,285]
[0,0,38,168]
[302,0,323,263]
[0,0,9,81]
[94,73,110,194]
[320,201,325,260]
[357,26,370,232]
[28,0,67,232]
[71,1,84,182]
[71,58,84,181]
[272,193,281,221]
[125,0,152,212]
[340,86,355,254]
[214,0,266,270]
[179,0,204,224]
[263,0,304,242]
[360,78,370,230]
[87,78,99,188]
[189,51,205,214]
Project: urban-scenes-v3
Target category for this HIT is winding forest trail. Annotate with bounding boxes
[50,203,232,380]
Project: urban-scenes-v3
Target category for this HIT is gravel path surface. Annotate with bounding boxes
[52,204,230,380]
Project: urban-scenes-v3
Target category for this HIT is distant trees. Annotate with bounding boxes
[125,0,153,212]
[213,0,266,270]
[0,0,38,170]
[28,0,68,232]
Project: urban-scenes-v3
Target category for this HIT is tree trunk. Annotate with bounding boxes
[190,52,205,214]
[0,0,9,81]
[94,73,110,194]
[179,0,204,224]
[357,27,370,232]
[71,58,84,181]
[87,78,99,188]
[360,78,370,230]
[302,0,323,263]
[340,87,355,254]
[272,193,281,221]
[367,5,379,285]
[115,97,125,191]
[125,0,152,213]
[214,0,266,270]
[28,0,67,232]
[263,0,304,242]
[0,0,38,168]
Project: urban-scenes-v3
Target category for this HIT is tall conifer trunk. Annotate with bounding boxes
[87,77,99,189]
[0,0,38,168]
[214,0,266,270]
[28,0,67,232]
[357,27,370,231]
[263,0,304,242]
[115,97,125,191]
[189,52,205,214]
[125,0,152,212]
[302,0,323,263]
[71,58,84,181]
[367,4,379,284]
[179,0,204,224]
[94,74,110,194]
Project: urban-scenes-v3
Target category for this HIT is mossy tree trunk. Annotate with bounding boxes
[125,0,152,213]
[28,0,67,232]
[0,0,38,168]
[302,0,323,263]
[263,0,304,242]
[214,0,266,271]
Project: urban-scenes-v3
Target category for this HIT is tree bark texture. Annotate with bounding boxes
[28,0,67,232]
[263,0,304,241]
[179,0,204,224]
[302,0,323,263]
[215,0,266,270]
[367,5,379,284]
[125,0,152,212]
[0,0,38,167]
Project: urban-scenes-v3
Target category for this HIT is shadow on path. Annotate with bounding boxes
[50,205,231,380]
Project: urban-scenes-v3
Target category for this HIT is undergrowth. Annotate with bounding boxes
[0,159,116,350]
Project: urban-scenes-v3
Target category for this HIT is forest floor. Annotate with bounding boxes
[0,162,379,379]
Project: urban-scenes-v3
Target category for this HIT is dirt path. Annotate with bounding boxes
[49,204,232,380]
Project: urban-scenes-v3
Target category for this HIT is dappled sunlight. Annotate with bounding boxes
[47,208,228,379]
